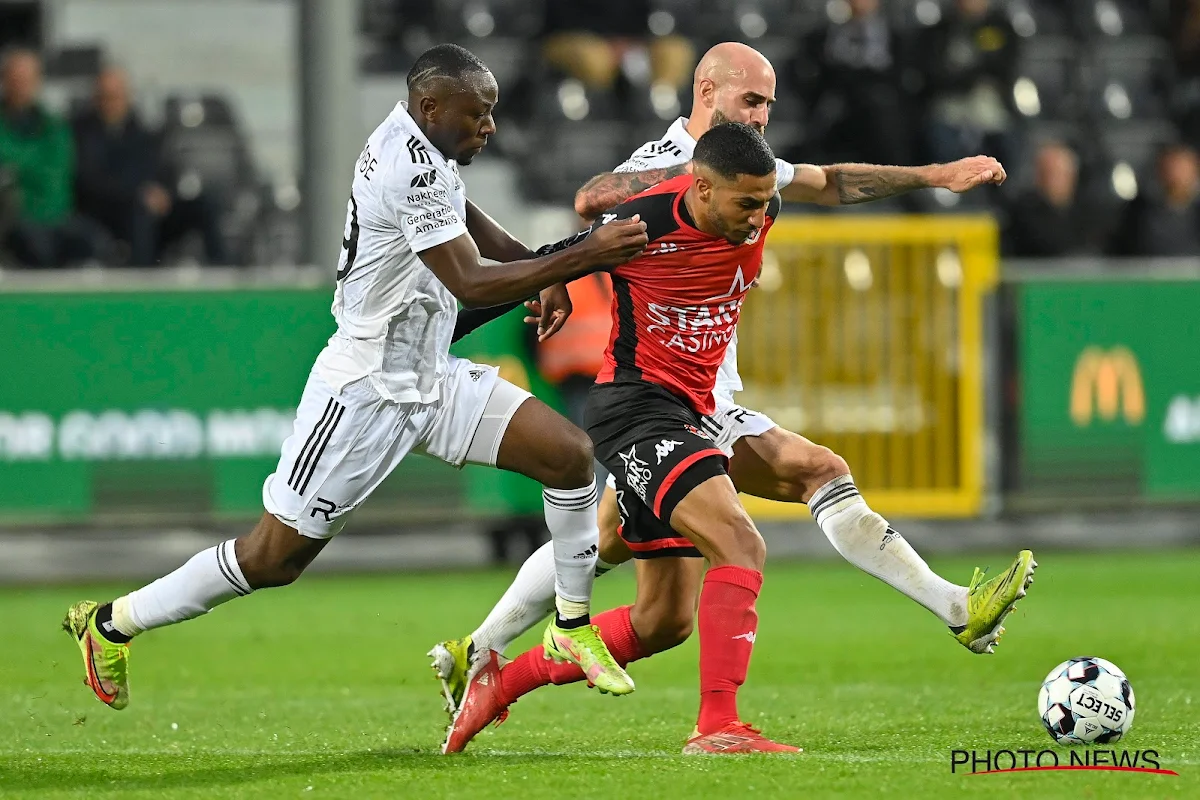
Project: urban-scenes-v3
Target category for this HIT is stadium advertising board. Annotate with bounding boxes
[1017,278,1200,501]
[0,288,545,523]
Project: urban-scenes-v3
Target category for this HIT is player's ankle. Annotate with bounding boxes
[93,602,133,644]
[697,690,740,734]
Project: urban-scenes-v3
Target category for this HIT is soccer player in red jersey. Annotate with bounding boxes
[445,122,798,754]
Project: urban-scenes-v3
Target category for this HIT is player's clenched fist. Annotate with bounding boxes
[583,214,649,265]
[939,155,1007,193]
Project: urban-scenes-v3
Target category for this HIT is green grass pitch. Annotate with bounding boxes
[1,549,1197,798]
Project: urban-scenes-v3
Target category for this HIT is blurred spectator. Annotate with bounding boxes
[72,67,229,266]
[1171,0,1200,141]
[1005,141,1098,257]
[541,0,694,95]
[917,0,1019,167]
[0,47,108,267]
[1111,143,1200,256]
[798,0,913,166]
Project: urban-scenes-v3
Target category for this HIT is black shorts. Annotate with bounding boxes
[585,382,728,559]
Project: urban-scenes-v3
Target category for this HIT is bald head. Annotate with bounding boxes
[690,43,776,135]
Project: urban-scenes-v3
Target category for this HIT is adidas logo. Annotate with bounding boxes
[732,631,757,643]
[468,368,485,382]
[879,527,902,551]
[410,169,437,188]
[573,544,599,560]
[478,672,489,686]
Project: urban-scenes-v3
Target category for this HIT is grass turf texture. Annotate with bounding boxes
[1,549,1197,799]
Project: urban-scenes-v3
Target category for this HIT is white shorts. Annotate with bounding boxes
[263,356,531,538]
[603,396,778,490]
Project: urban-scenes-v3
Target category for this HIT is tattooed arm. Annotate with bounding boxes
[574,163,691,219]
[780,156,1007,206]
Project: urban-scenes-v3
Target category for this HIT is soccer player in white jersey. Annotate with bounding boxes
[61,44,652,711]
[430,43,1037,742]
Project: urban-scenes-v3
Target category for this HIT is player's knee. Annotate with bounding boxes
[776,445,848,502]
[707,510,766,570]
[542,426,595,490]
[807,447,849,495]
[236,546,305,589]
[234,518,321,590]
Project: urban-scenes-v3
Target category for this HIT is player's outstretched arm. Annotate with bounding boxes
[780,156,1007,206]
[418,216,647,309]
[574,164,690,219]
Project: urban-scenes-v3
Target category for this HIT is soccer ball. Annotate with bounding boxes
[1038,656,1135,744]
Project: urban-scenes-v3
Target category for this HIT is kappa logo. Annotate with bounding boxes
[684,423,711,440]
[600,213,617,225]
[410,169,437,188]
[732,631,757,643]
[655,439,683,464]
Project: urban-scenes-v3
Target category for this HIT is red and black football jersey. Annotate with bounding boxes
[594,174,781,415]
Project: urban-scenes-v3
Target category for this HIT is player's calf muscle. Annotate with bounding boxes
[234,513,327,589]
[733,429,849,503]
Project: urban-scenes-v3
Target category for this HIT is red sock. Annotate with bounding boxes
[696,564,763,734]
[498,605,645,704]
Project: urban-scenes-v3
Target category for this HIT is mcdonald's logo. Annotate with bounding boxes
[1070,346,1145,426]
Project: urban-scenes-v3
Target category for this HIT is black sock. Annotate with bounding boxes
[555,612,590,629]
[93,603,132,644]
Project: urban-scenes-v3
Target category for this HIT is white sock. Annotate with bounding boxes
[542,485,600,621]
[111,539,252,637]
[472,542,621,655]
[809,476,968,628]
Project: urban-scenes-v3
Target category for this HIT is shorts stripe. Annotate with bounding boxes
[623,535,698,553]
[288,399,334,488]
[297,403,345,495]
[700,416,723,438]
[652,447,725,518]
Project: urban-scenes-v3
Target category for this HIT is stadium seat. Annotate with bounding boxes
[1085,38,1171,122]
[521,121,630,204]
[1013,38,1084,122]
[1075,0,1158,38]
[1004,0,1074,38]
[436,0,545,39]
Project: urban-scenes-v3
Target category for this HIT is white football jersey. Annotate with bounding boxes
[613,117,795,403]
[316,102,469,405]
